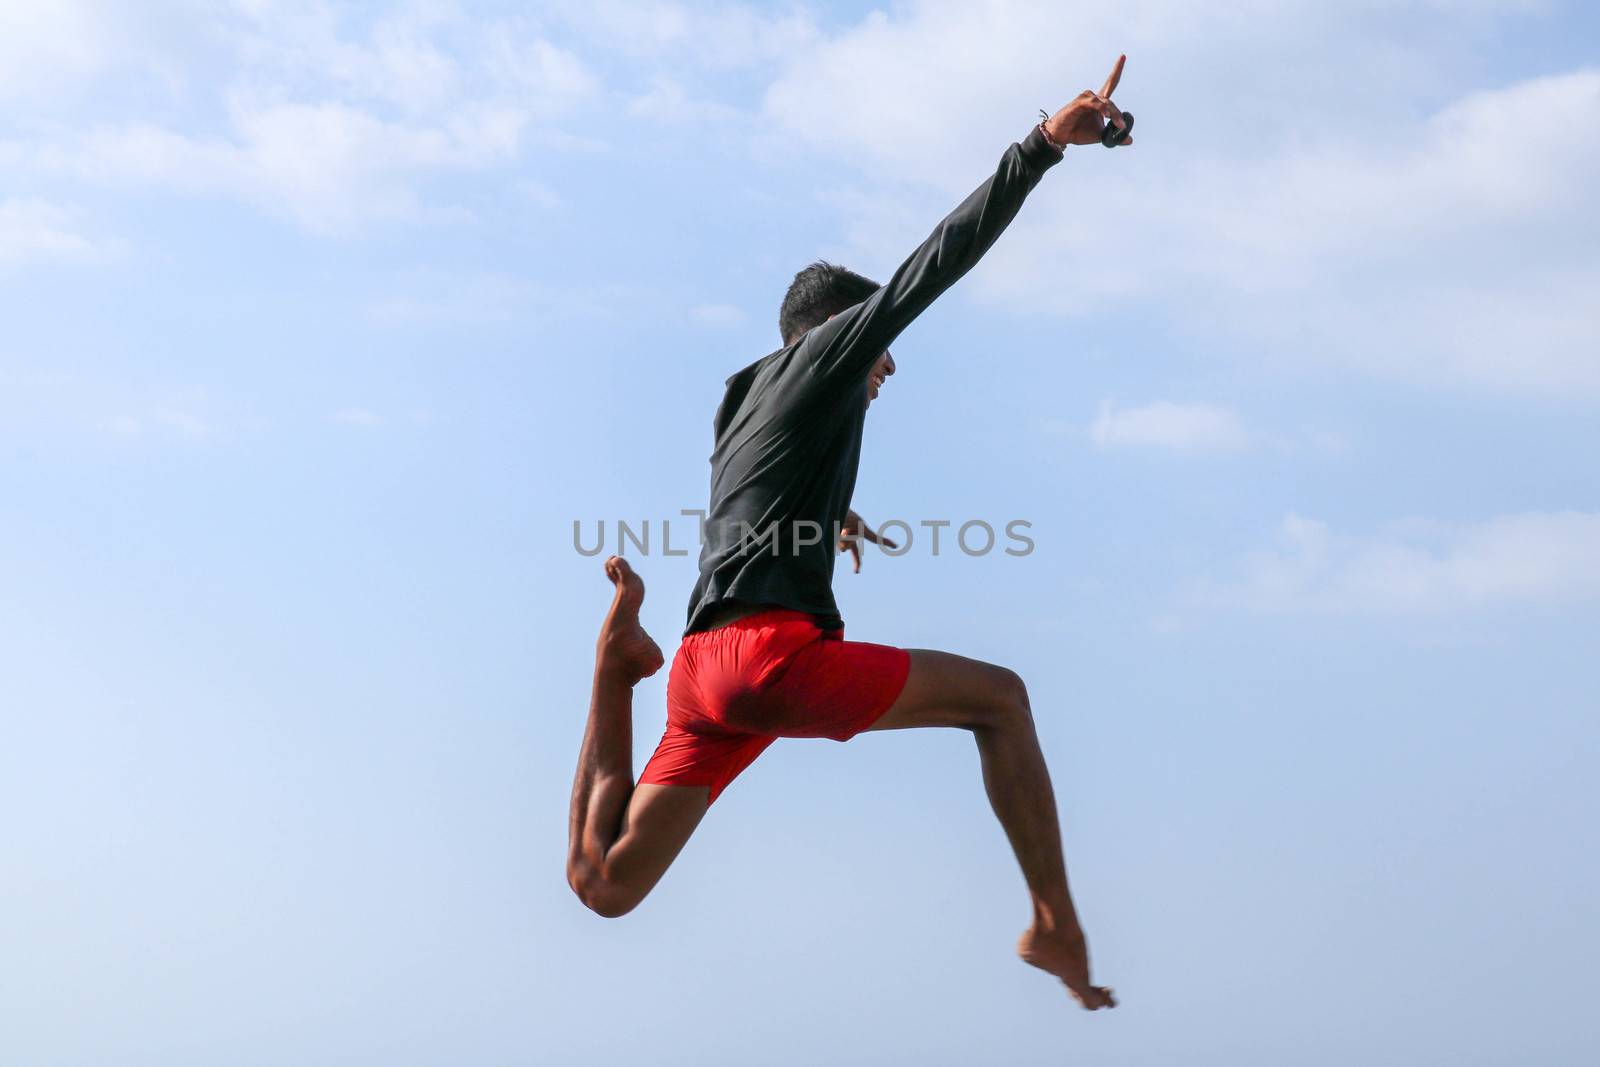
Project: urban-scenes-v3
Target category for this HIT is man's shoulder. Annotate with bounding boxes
[723,344,799,389]
[716,345,809,423]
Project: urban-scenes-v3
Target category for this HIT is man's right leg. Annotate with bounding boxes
[870,650,1116,1010]
[566,557,709,918]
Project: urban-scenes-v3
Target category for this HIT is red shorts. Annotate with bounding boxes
[638,609,912,803]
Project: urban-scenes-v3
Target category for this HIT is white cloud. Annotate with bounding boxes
[626,77,742,125]
[2,4,597,233]
[365,272,540,325]
[1195,512,1600,614]
[57,97,528,232]
[762,1,1530,174]
[362,271,621,326]
[29,84,554,232]
[690,302,746,327]
[1089,400,1250,452]
[1126,70,1600,394]
[550,1,818,71]
[0,198,116,268]
[228,1,467,116]
[151,408,212,438]
[95,386,267,442]
[104,408,210,440]
[226,3,597,117]
[0,0,111,103]
[0,2,818,238]
[331,408,382,427]
[517,180,563,208]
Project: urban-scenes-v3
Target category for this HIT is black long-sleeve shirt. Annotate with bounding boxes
[683,124,1065,635]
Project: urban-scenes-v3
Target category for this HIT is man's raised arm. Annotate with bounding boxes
[798,56,1132,384]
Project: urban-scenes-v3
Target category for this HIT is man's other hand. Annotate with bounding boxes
[839,510,898,573]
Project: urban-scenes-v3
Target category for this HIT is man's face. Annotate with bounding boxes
[866,349,895,407]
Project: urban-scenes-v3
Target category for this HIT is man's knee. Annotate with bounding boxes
[997,665,1031,708]
[567,860,644,919]
[586,886,642,919]
[968,663,1032,730]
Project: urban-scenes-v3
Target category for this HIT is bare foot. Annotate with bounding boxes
[1018,925,1117,1011]
[598,556,664,685]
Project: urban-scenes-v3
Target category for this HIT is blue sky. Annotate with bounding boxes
[3,1,1598,1064]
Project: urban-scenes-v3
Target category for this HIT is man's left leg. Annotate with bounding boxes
[566,557,709,917]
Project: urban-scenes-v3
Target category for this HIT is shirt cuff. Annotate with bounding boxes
[1020,123,1066,171]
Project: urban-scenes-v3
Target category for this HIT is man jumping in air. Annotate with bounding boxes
[568,58,1133,1009]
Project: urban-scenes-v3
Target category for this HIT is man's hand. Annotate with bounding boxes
[839,509,898,573]
[1043,55,1132,147]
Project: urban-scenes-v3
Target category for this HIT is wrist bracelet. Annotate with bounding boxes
[1036,110,1066,153]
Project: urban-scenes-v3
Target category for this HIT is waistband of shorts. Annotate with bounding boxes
[689,607,821,638]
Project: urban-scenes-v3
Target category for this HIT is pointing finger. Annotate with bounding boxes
[860,523,899,550]
[1099,54,1125,100]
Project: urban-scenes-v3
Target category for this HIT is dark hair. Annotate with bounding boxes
[778,260,880,345]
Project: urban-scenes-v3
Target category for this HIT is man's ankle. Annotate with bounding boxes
[1031,899,1082,937]
[593,654,639,687]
